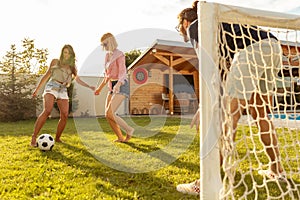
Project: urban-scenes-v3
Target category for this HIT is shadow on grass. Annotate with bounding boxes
[40,141,199,199]
[126,141,199,173]
[0,119,36,137]
[223,170,300,199]
[1,117,199,199]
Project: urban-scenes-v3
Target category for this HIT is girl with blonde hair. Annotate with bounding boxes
[95,33,134,142]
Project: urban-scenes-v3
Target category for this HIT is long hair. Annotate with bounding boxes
[100,33,118,52]
[59,44,77,75]
[177,1,198,37]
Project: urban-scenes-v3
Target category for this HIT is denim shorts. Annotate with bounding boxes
[111,80,129,97]
[43,80,69,100]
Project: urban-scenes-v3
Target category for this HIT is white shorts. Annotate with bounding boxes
[226,38,282,100]
[43,80,69,100]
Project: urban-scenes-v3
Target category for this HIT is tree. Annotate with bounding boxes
[125,49,142,67]
[0,38,48,122]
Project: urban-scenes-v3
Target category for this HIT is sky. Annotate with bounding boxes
[1,0,300,76]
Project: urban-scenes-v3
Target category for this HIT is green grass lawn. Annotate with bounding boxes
[0,116,299,199]
[222,125,300,199]
[0,116,200,200]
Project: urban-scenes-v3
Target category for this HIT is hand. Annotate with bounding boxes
[190,109,200,132]
[94,89,101,95]
[113,85,120,94]
[32,89,38,98]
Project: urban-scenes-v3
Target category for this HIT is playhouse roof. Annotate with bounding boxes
[127,39,198,73]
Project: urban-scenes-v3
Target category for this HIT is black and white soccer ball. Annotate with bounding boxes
[37,134,55,151]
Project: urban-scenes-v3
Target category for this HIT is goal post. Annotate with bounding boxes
[198,1,300,199]
[198,2,223,200]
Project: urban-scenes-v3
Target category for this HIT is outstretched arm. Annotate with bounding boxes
[94,77,109,95]
[74,76,95,91]
[32,59,56,97]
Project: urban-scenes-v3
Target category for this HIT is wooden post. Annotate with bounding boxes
[169,55,174,115]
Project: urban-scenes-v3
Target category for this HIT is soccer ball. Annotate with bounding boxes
[37,134,55,151]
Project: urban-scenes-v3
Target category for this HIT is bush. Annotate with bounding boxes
[0,38,48,122]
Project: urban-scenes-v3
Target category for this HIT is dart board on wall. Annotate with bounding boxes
[133,68,148,84]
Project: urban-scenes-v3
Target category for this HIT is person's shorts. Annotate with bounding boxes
[226,38,282,100]
[43,80,69,100]
[110,80,129,97]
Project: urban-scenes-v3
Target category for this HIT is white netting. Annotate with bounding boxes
[199,2,300,200]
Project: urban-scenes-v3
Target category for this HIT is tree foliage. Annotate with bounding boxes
[125,49,142,68]
[0,44,142,122]
[0,38,48,122]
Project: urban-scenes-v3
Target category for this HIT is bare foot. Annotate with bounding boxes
[30,136,37,147]
[55,138,63,143]
[124,128,134,143]
[114,138,124,143]
[30,142,37,147]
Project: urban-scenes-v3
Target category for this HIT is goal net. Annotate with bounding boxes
[198,2,300,199]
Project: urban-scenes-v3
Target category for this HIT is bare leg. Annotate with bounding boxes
[31,94,55,146]
[105,93,124,142]
[222,97,245,165]
[228,98,245,141]
[249,93,283,174]
[108,94,134,142]
[55,99,69,142]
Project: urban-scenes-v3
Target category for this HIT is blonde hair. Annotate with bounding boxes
[100,32,118,52]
